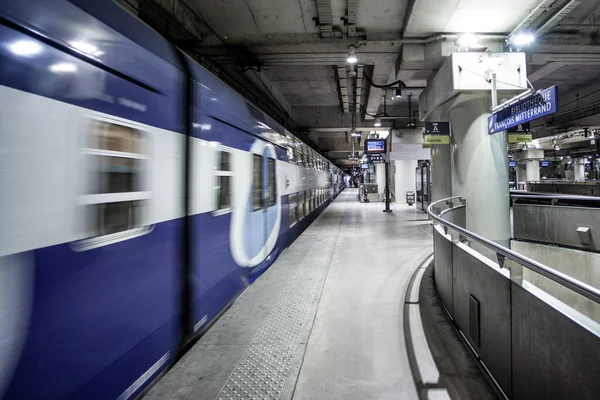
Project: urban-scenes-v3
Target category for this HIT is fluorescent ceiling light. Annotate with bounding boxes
[350,131,361,137]
[511,33,535,46]
[49,62,77,73]
[457,33,480,48]
[9,40,42,56]
[346,46,357,64]
[374,117,382,127]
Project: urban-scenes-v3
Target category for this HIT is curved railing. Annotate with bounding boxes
[427,196,600,399]
[428,197,600,304]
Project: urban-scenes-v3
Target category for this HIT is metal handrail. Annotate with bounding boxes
[428,197,600,304]
[511,193,600,202]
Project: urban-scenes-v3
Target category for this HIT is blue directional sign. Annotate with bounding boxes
[488,85,558,135]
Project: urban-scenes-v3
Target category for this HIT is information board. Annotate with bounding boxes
[507,122,532,143]
[488,86,558,135]
[424,121,451,144]
[364,138,387,154]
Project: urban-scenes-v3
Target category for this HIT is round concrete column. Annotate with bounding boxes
[450,97,510,246]
[574,158,586,181]
[526,159,540,182]
[394,160,417,204]
[516,162,527,188]
[375,163,386,196]
[431,144,452,203]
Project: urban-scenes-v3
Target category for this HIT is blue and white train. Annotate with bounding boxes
[0,1,345,399]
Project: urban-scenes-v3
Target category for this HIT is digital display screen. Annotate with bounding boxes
[509,161,517,167]
[360,163,369,169]
[364,139,387,154]
[541,161,550,167]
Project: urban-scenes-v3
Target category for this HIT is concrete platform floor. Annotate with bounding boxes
[143,189,492,400]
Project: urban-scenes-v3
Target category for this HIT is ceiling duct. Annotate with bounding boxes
[537,0,582,36]
[336,65,350,114]
[346,0,357,37]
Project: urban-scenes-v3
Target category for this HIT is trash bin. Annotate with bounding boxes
[406,191,415,206]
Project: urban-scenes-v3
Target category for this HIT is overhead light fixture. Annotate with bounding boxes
[511,33,535,46]
[554,145,561,151]
[350,131,361,137]
[9,40,42,56]
[457,33,481,48]
[346,46,358,64]
[395,88,402,98]
[374,117,382,127]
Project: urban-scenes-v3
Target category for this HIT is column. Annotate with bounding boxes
[450,96,510,246]
[516,162,527,189]
[574,158,586,181]
[394,160,417,204]
[375,163,386,198]
[526,159,540,182]
[430,144,452,203]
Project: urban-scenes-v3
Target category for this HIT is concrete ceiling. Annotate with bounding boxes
[117,0,600,170]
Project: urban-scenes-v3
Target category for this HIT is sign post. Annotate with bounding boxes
[383,155,392,213]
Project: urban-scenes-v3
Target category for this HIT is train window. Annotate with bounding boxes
[253,154,263,211]
[216,151,233,211]
[266,158,276,207]
[83,121,149,238]
[305,189,311,213]
[289,193,297,226]
[288,147,296,164]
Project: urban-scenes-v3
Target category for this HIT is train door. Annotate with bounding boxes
[264,157,277,260]
[250,154,266,261]
[249,152,277,273]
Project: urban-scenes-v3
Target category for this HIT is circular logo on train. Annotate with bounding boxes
[230,140,281,267]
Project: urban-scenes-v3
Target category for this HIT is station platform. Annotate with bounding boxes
[143,189,494,400]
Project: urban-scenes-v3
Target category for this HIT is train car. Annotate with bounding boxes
[0,1,345,399]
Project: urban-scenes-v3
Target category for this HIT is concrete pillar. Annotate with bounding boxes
[575,158,586,181]
[375,163,386,198]
[450,97,510,246]
[430,144,452,203]
[526,159,541,182]
[516,162,527,188]
[394,160,417,204]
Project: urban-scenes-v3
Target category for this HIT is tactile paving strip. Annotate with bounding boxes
[217,221,341,399]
